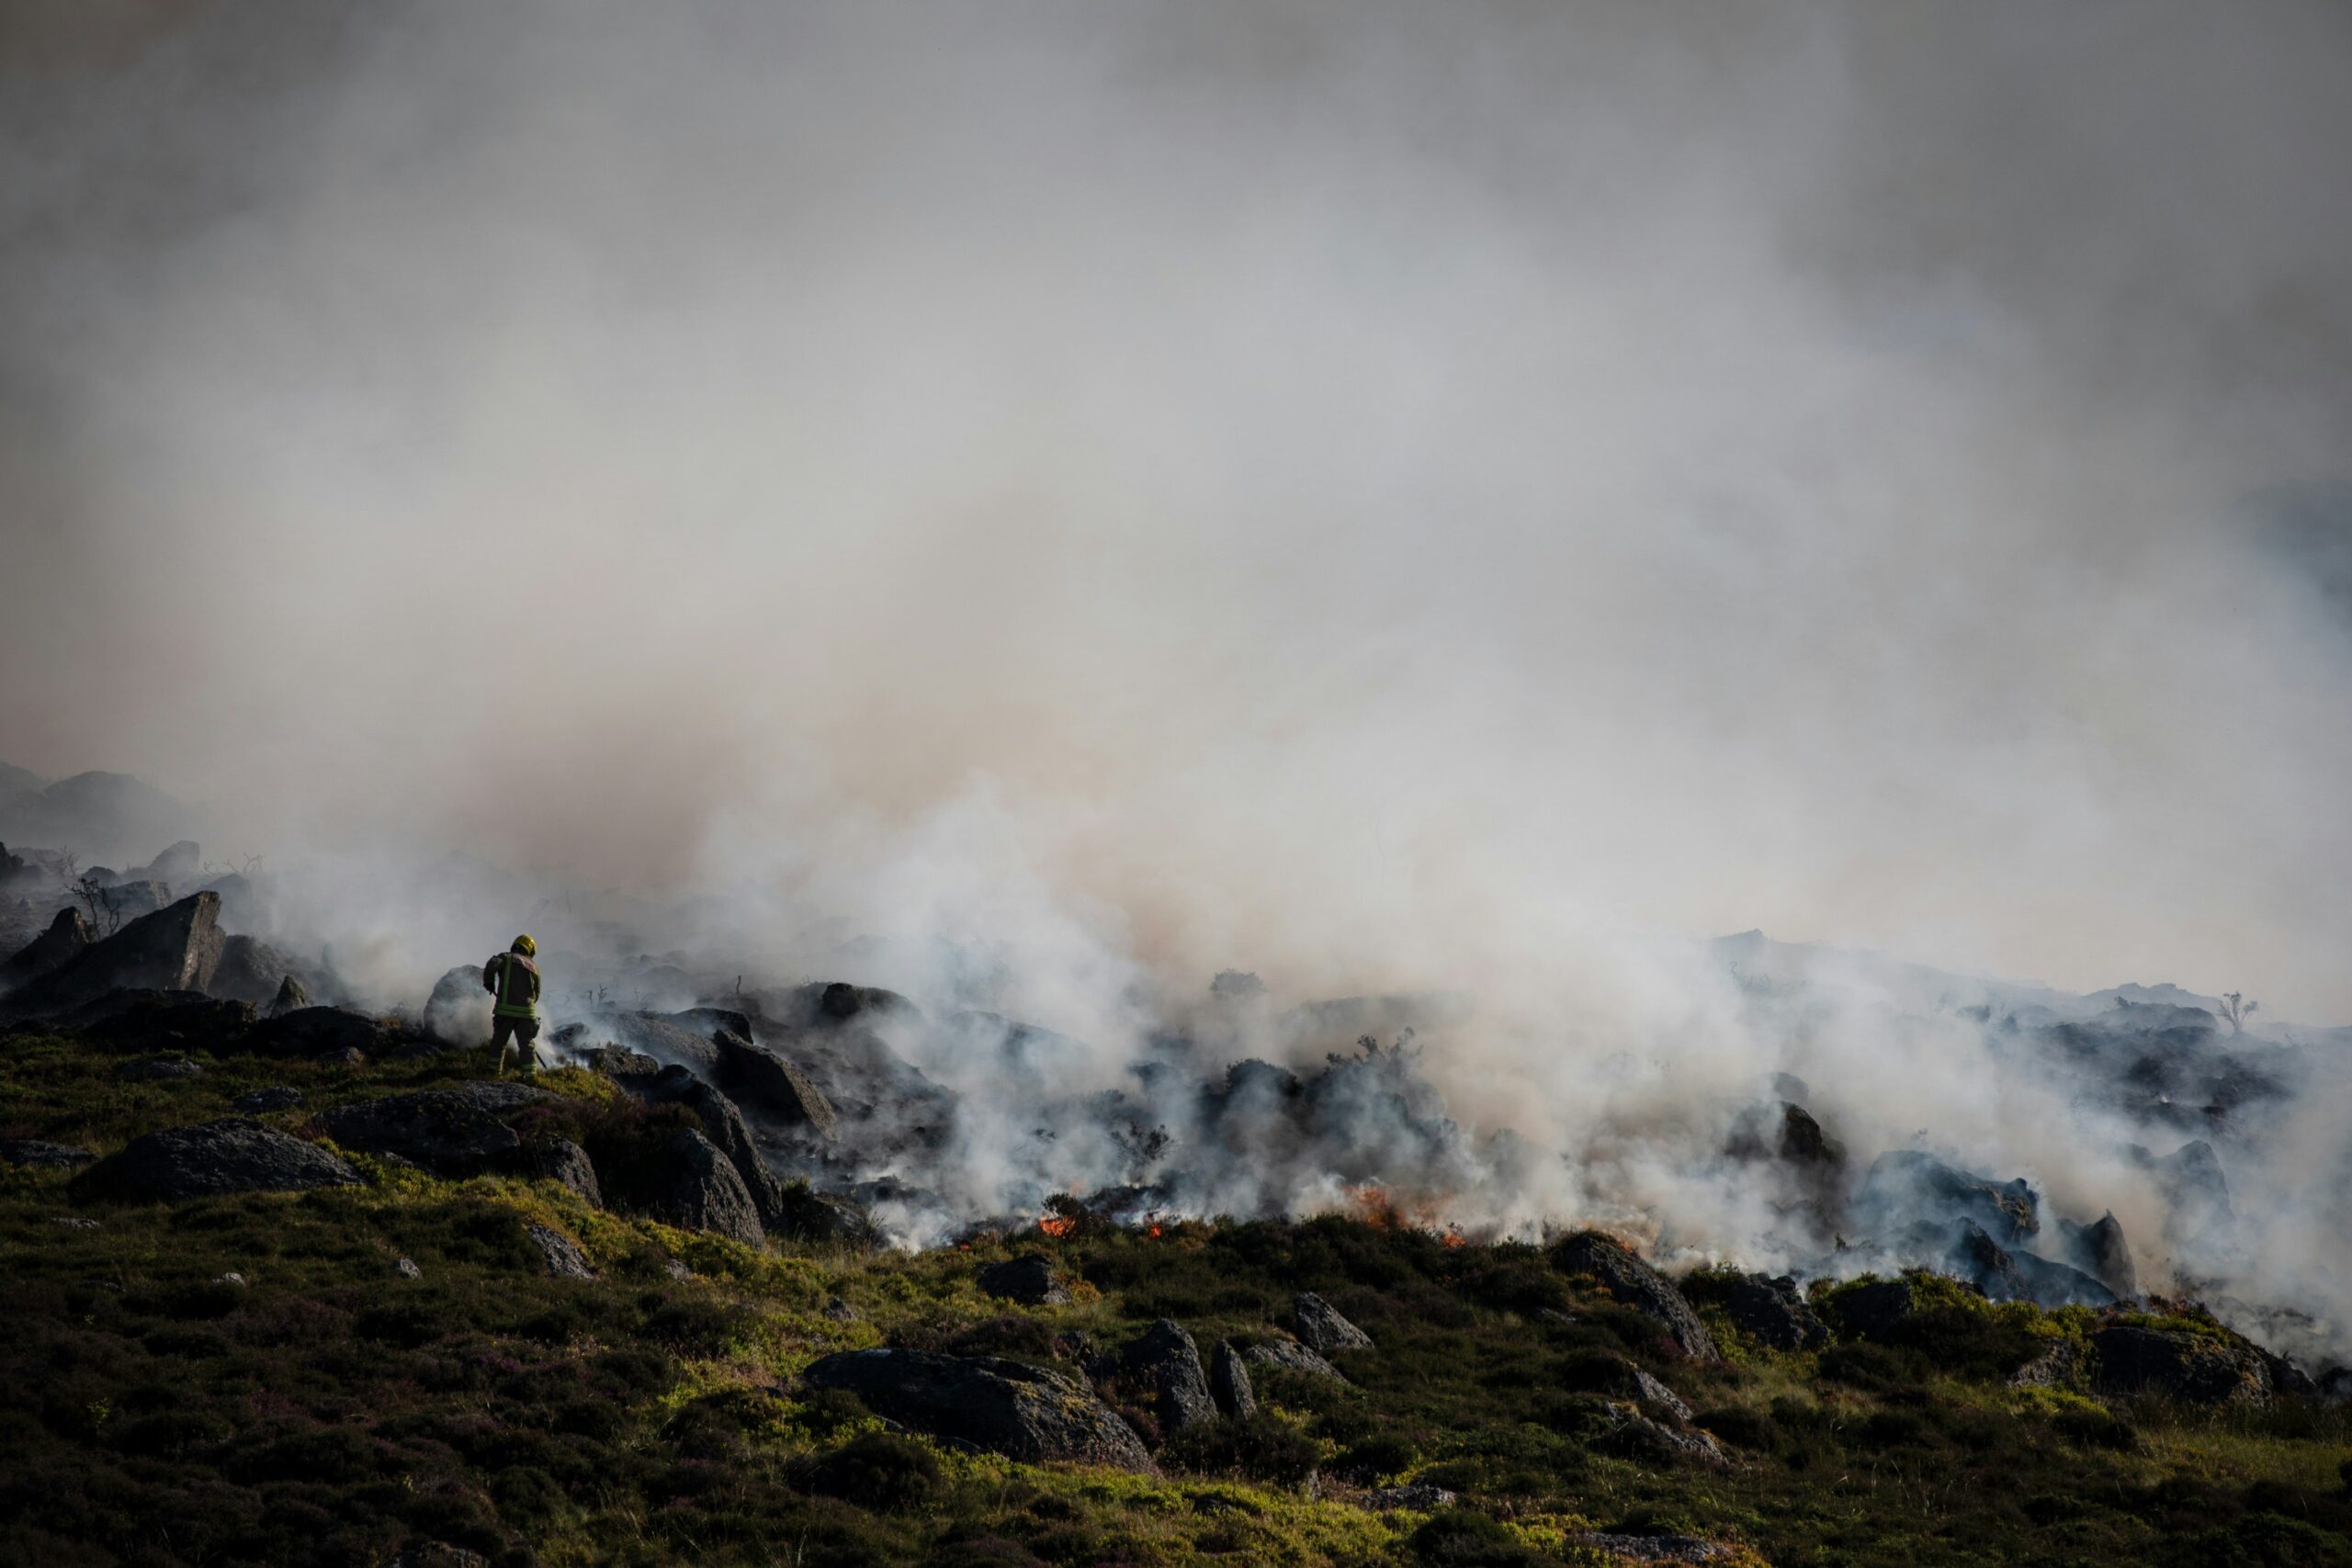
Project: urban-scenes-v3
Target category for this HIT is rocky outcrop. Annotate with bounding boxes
[1554,1233,1721,1361]
[1595,1400,1730,1467]
[537,1137,601,1206]
[1295,1292,1374,1355]
[245,1006,390,1060]
[2059,1212,2139,1300]
[0,1138,96,1168]
[2092,1325,2270,1406]
[1209,1340,1256,1420]
[312,1083,554,1177]
[978,1253,1069,1306]
[85,996,254,1054]
[1939,1219,2117,1307]
[208,935,303,1007]
[3,892,226,1016]
[0,907,92,990]
[1722,1273,1828,1350]
[647,1127,764,1246]
[713,1028,839,1138]
[421,964,491,1045]
[1857,1150,2040,1246]
[76,1119,363,1201]
[1828,1279,1920,1340]
[526,1223,596,1280]
[266,976,310,1016]
[1242,1337,1346,1382]
[1126,1318,1217,1434]
[802,1348,1155,1472]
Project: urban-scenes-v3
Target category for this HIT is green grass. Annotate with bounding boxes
[3,1025,2348,1566]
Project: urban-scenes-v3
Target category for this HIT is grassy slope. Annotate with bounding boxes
[2,1030,2348,1568]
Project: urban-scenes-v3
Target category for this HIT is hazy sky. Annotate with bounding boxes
[5,0,2350,1017]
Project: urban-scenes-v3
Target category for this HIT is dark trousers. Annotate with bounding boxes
[492,1015,540,1072]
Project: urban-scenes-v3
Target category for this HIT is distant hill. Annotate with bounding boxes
[0,765,204,870]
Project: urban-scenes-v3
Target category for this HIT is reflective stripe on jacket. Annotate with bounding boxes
[486,951,540,1020]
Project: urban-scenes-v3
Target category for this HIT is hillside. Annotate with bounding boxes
[4,1020,2347,1568]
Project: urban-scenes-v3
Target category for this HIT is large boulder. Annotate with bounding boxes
[422,964,492,1045]
[130,840,202,886]
[0,907,92,990]
[245,1006,390,1060]
[0,1138,96,1168]
[1126,1318,1217,1435]
[1722,1273,1829,1350]
[3,892,226,1017]
[1295,1292,1374,1354]
[1242,1337,1346,1382]
[607,1012,724,1075]
[96,880,173,923]
[1939,1219,2117,1308]
[646,1126,764,1246]
[85,995,255,1055]
[537,1137,602,1207]
[2092,1325,2271,1406]
[75,1119,363,1201]
[1554,1233,1721,1361]
[312,1083,554,1177]
[208,935,304,1007]
[1209,1340,1257,1420]
[978,1254,1069,1306]
[713,1029,839,1138]
[803,1348,1155,1472]
[2059,1212,2139,1300]
[1856,1151,2041,1246]
[526,1223,597,1280]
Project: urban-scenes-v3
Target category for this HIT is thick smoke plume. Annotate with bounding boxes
[4,4,2349,1353]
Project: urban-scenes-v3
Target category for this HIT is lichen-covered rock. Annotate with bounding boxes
[1295,1291,1374,1354]
[421,964,492,1045]
[3,892,225,1015]
[714,1028,839,1138]
[802,1348,1155,1472]
[76,1119,362,1201]
[1554,1233,1721,1360]
[1209,1340,1257,1420]
[0,1138,96,1168]
[2093,1325,2270,1406]
[1242,1336,1346,1382]
[537,1136,601,1207]
[524,1224,595,1280]
[1126,1317,1217,1434]
[1595,1400,1730,1467]
[313,1082,553,1177]
[978,1253,1068,1306]
[1723,1273,1829,1350]
[648,1126,764,1246]
[232,1085,303,1113]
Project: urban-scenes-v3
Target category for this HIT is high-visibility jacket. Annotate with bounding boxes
[484,951,541,1020]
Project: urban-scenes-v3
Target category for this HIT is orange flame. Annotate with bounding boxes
[1146,1223,1165,1239]
[1442,1230,1467,1249]
[1038,1213,1079,1238]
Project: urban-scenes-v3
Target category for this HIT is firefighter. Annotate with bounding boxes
[485,933,542,1075]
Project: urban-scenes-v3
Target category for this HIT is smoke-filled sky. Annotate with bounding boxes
[6,0,2351,1020]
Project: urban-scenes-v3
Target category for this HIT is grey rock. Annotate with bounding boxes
[591,1044,662,1079]
[382,1544,489,1568]
[978,1253,1068,1306]
[232,1086,304,1113]
[2060,1211,2140,1300]
[53,1214,101,1229]
[77,1118,363,1201]
[2009,1340,2085,1389]
[130,840,201,886]
[266,975,310,1017]
[1596,1400,1730,1467]
[0,907,92,989]
[208,934,302,1006]
[525,1223,596,1280]
[1295,1291,1374,1354]
[245,1005,390,1060]
[537,1136,601,1207]
[422,964,492,1045]
[119,1055,205,1080]
[313,1082,553,1177]
[1363,1483,1456,1512]
[214,1270,246,1287]
[649,1126,764,1246]
[1633,1366,1694,1424]
[822,1294,856,1320]
[802,1348,1155,1472]
[1555,1233,1721,1360]
[713,1028,839,1138]
[0,1138,96,1168]
[1722,1273,1829,1350]
[1127,1317,1217,1434]
[1209,1339,1257,1420]
[1857,1149,2041,1246]
[2092,1325,2270,1406]
[663,1258,695,1281]
[3,892,226,1016]
[1243,1336,1346,1382]
[96,880,172,922]
[394,1256,423,1280]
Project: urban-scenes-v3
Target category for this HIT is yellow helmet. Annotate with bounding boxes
[512,934,537,956]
